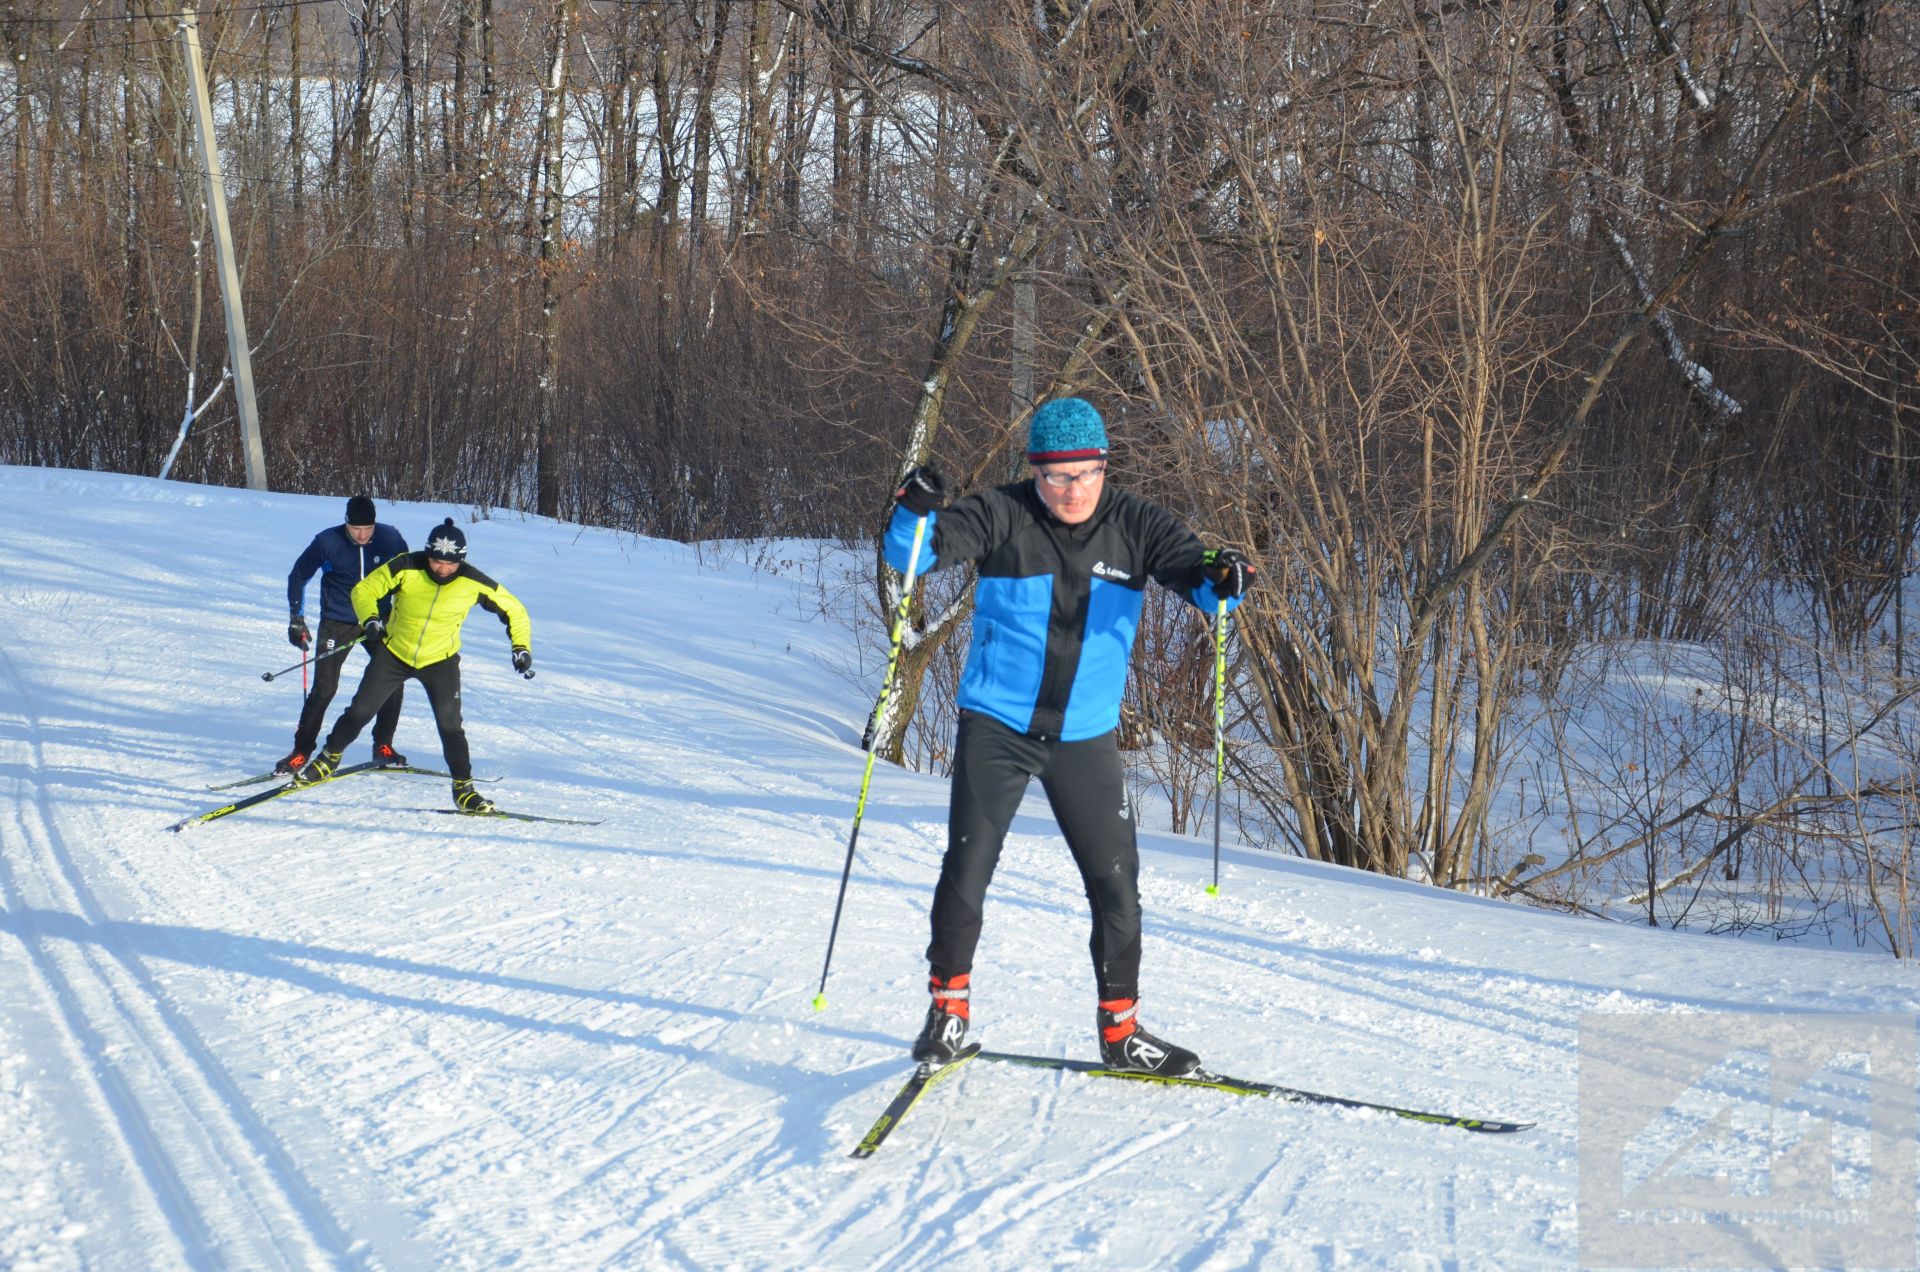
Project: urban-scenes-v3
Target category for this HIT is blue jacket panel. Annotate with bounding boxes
[1063,576,1148,738]
[288,523,409,624]
[885,508,939,577]
[963,574,1053,730]
[885,485,1241,741]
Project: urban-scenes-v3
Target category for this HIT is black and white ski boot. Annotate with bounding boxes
[294,749,342,785]
[911,973,971,1064]
[1098,998,1201,1076]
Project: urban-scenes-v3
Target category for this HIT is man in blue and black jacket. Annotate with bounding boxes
[278,495,409,774]
[884,396,1255,1076]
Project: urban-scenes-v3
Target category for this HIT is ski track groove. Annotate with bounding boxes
[1156,909,1587,1041]
[1148,916,1562,1048]
[1436,1172,1461,1272]
[1178,1141,1315,1270]
[0,643,366,1270]
[601,1113,782,1265]
[986,849,1571,1077]
[946,1119,1191,1257]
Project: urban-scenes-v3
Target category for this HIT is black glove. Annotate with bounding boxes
[288,612,310,649]
[895,465,947,517]
[1202,548,1256,600]
[512,647,534,679]
[361,616,386,643]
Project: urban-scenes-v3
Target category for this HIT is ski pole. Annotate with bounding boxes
[814,514,930,1011]
[1208,598,1227,896]
[262,634,364,682]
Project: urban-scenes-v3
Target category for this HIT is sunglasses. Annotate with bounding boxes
[1036,464,1107,490]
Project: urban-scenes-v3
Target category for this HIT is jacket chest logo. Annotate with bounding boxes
[1090,560,1132,582]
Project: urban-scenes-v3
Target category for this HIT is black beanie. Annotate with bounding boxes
[345,494,377,526]
[425,517,469,561]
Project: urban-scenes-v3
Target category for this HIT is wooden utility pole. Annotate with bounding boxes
[177,8,267,490]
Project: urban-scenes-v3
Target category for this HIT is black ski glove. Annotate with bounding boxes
[288,612,310,649]
[361,617,386,643]
[512,647,534,679]
[895,465,947,517]
[1202,548,1256,600]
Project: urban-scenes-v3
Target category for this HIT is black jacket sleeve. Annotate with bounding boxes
[1133,494,1211,604]
[925,483,1026,569]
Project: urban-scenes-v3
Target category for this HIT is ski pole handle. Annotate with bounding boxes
[262,633,366,682]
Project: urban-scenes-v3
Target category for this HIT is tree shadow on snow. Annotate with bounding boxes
[0,904,903,1107]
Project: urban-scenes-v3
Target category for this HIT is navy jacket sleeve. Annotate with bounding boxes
[287,532,327,614]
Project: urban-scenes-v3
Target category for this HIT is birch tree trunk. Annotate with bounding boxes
[534,0,579,518]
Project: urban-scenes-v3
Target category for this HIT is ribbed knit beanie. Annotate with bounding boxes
[345,494,377,526]
[1027,397,1108,463]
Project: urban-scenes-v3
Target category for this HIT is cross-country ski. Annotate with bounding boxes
[849,1044,983,1159]
[420,808,604,826]
[204,765,496,791]
[975,1051,1535,1134]
[168,760,383,831]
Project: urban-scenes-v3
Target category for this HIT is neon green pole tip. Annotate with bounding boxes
[811,993,828,1012]
[1205,884,1219,896]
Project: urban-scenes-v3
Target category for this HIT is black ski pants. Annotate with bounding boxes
[323,641,470,779]
[293,618,402,754]
[928,710,1142,1000]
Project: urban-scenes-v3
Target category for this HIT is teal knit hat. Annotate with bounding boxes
[1027,397,1108,463]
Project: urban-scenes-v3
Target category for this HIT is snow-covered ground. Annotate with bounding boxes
[2,466,1916,1270]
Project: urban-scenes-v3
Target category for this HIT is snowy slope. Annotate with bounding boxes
[2,466,1916,1270]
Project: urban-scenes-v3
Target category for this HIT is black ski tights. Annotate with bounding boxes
[926,711,1142,999]
[323,642,472,779]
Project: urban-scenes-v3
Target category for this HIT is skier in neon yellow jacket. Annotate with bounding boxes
[295,518,532,812]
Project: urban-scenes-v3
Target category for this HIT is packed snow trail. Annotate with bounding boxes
[1,617,393,1267]
[2,467,1916,1269]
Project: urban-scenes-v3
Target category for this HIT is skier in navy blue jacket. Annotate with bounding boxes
[278,495,410,774]
[883,397,1255,1074]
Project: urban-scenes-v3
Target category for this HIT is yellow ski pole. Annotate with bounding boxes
[814,514,930,1010]
[1208,598,1228,896]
